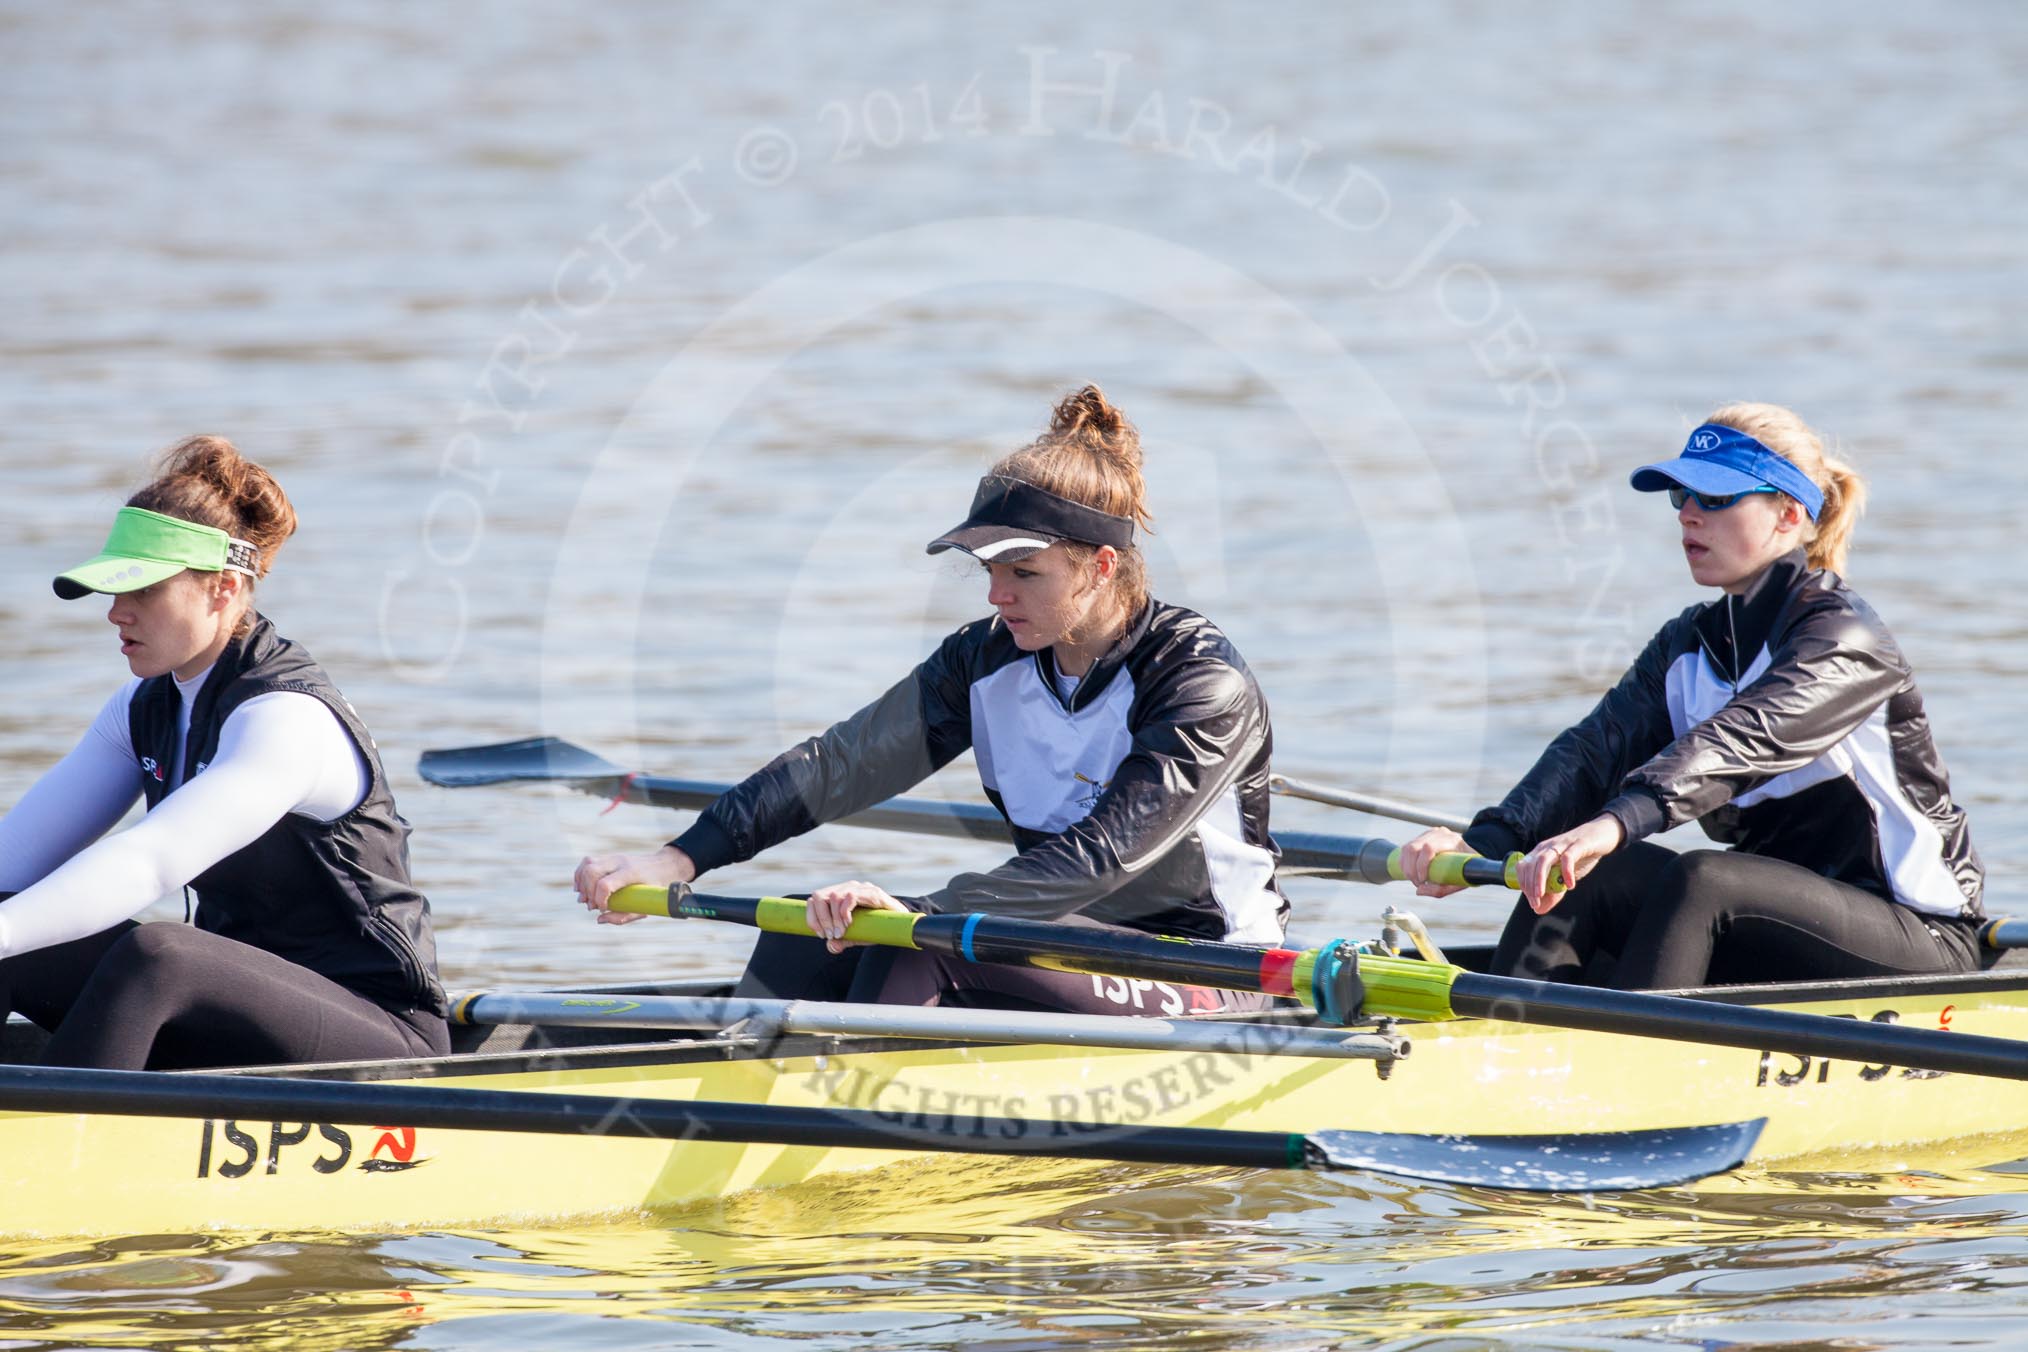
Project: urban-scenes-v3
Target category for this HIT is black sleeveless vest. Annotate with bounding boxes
[127,615,446,1015]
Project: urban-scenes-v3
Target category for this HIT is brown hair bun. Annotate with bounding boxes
[988,385,1155,622]
[127,435,298,579]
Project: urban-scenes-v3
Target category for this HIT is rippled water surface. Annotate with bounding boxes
[4,1,2028,1346]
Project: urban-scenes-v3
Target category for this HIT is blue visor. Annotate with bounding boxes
[1629,425,1824,521]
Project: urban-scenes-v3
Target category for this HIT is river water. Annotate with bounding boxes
[4,2,2027,1347]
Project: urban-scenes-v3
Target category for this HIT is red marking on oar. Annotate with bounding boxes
[599,773,640,815]
[1259,948,1299,997]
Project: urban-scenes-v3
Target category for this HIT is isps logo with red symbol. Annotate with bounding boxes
[196,1120,428,1179]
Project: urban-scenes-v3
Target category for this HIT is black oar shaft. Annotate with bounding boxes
[664,889,2028,1081]
[666,892,1380,1023]
[629,777,1013,845]
[1448,974,2028,1081]
[923,913,1276,989]
[678,893,1298,996]
[0,1064,1307,1171]
[1982,918,2028,950]
[0,1062,1764,1191]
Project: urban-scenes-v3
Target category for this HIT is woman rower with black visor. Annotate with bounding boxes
[574,386,1288,1015]
[1400,404,1985,990]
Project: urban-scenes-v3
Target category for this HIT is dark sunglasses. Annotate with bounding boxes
[1667,485,1777,512]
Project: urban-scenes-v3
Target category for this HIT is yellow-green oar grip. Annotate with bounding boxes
[1380,846,1492,885]
[1380,846,1476,887]
[1503,853,1572,892]
[610,887,925,948]
[749,895,924,949]
[611,884,676,917]
[1381,846,1561,891]
[1426,852,1473,888]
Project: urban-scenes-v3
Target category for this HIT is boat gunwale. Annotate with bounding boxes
[5,949,2021,1092]
[90,950,2028,1087]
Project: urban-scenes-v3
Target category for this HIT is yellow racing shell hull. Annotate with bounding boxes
[5,965,2028,1237]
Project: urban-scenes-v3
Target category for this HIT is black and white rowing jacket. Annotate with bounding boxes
[671,600,1290,943]
[1462,550,1983,919]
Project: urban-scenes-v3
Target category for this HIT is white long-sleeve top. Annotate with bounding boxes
[0,667,369,958]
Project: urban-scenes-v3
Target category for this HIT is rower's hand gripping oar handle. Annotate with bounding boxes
[611,884,926,949]
[606,844,1565,918]
[1364,844,1571,895]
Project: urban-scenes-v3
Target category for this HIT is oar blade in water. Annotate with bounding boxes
[1308,1118,1766,1192]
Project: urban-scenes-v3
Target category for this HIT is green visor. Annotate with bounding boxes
[53,507,257,600]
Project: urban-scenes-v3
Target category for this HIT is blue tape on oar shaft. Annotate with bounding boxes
[960,913,983,963]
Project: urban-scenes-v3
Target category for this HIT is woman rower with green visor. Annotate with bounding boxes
[0,437,448,1069]
[1401,403,1985,989]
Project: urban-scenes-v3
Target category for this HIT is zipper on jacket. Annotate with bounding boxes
[1695,595,1744,695]
[1724,594,1742,694]
[1037,650,1086,714]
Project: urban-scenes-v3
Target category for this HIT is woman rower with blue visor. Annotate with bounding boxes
[1400,403,1985,989]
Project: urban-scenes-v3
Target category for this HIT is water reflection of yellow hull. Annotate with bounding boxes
[5,968,2028,1238]
[11,1156,2028,1349]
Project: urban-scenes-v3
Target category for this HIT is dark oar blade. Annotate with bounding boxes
[0,1064,1755,1195]
[418,737,627,787]
[1309,1119,1765,1192]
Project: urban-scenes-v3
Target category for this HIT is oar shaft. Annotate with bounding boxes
[616,886,1460,1024]
[661,888,1305,992]
[425,739,1528,886]
[616,777,1014,845]
[649,887,2028,1083]
[1270,774,1471,832]
[1981,918,2028,950]
[0,1063,1309,1170]
[1447,974,2028,1082]
[1215,837,1550,892]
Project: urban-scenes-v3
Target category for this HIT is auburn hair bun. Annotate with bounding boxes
[127,435,298,578]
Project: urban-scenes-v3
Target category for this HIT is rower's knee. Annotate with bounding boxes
[1650,851,1742,925]
[98,922,212,982]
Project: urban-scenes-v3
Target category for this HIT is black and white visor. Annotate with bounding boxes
[925,475,1136,563]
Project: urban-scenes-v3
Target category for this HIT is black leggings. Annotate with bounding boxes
[1490,844,1985,990]
[0,920,451,1070]
[735,915,1272,1017]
